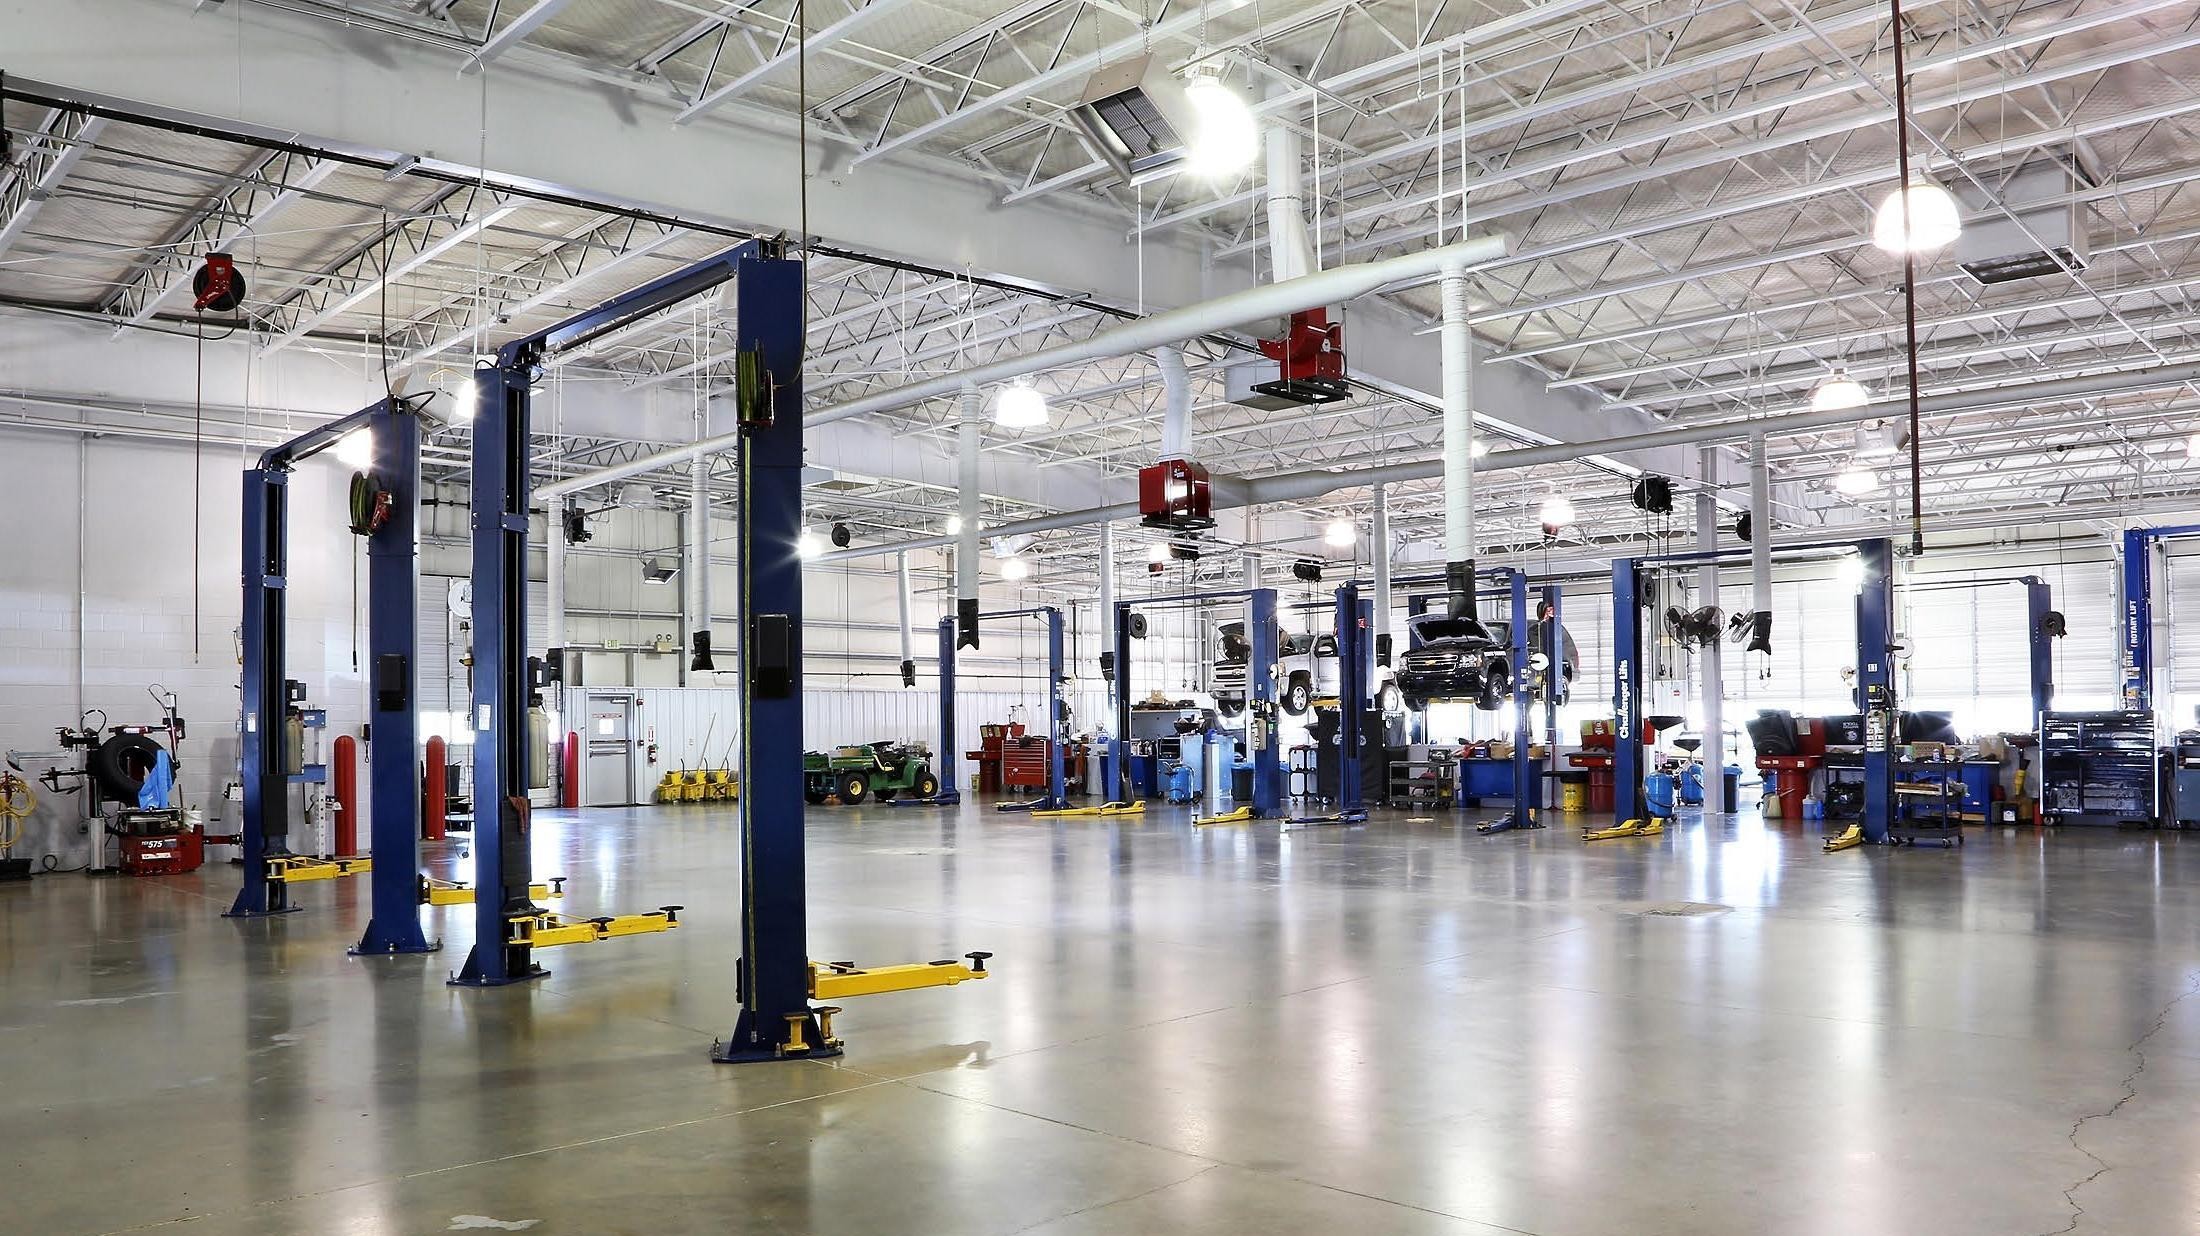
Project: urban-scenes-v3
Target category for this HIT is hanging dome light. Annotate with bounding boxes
[1833,465,1881,496]
[334,427,375,469]
[1811,368,1870,412]
[796,529,822,559]
[1324,519,1356,548]
[449,378,478,423]
[993,380,1048,429]
[1836,556,1866,591]
[1000,556,1032,581]
[1471,439,1491,459]
[1872,181,1963,254]
[945,514,964,535]
[1146,542,1170,563]
[1538,494,1575,527]
[1181,71,1259,179]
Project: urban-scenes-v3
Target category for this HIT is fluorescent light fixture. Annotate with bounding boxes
[334,427,374,469]
[796,530,822,559]
[1182,73,1258,179]
[1538,494,1575,527]
[641,558,679,583]
[1324,519,1356,548]
[1147,542,1170,563]
[1854,422,1898,458]
[450,378,477,422]
[1834,465,1881,496]
[1000,556,1032,581]
[993,381,1048,429]
[1811,368,1869,412]
[1872,182,1963,254]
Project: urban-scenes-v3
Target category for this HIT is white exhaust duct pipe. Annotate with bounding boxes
[1440,259,1478,618]
[538,236,1511,501]
[1747,433,1773,653]
[956,383,982,649]
[689,455,715,671]
[1097,520,1116,683]
[1265,88,1316,283]
[1157,346,1193,458]
[896,550,916,686]
[1371,482,1393,665]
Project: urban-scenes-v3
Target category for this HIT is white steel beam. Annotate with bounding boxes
[465,0,578,69]
[258,186,520,355]
[675,0,926,125]
[0,109,107,263]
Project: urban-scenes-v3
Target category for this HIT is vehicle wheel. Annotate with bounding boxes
[837,772,869,805]
[1284,676,1312,716]
[90,733,162,801]
[1376,682,1402,714]
[1475,665,1508,712]
[913,770,940,799]
[874,787,898,801]
[803,788,826,806]
[1217,695,1245,719]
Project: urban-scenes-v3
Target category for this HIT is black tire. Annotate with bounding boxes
[1475,664,1508,712]
[1216,695,1245,718]
[874,787,898,802]
[1376,682,1402,714]
[1284,676,1313,716]
[90,733,163,802]
[837,771,869,805]
[913,771,940,798]
[803,790,826,806]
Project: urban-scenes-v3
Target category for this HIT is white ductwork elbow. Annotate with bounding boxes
[1156,346,1192,459]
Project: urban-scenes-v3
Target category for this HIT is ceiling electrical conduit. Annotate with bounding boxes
[539,236,1510,500]
[815,357,2200,564]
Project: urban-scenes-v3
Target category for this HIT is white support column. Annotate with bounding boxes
[956,383,983,648]
[1696,446,1726,814]
[896,552,916,686]
[1096,521,1115,680]
[1372,482,1393,663]
[1440,260,1476,614]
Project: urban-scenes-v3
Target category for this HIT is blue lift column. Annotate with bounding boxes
[1608,558,1647,833]
[2023,576,2056,730]
[1335,583,1367,817]
[1480,569,1538,834]
[1246,588,1283,817]
[715,247,830,1061]
[354,398,435,955]
[931,617,966,806]
[1541,585,1562,752]
[230,454,297,918]
[1854,538,1898,845]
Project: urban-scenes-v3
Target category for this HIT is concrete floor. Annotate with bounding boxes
[6,802,2200,1235]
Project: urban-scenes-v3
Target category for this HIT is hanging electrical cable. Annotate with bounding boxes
[1889,0,1927,557]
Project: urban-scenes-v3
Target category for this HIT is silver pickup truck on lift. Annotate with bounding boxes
[1213,621,1400,718]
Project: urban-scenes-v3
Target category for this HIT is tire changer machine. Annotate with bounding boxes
[32,689,202,875]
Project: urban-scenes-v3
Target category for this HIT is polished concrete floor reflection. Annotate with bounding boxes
[6,801,2200,1235]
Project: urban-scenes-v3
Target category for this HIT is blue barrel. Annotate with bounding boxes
[1645,772,1677,818]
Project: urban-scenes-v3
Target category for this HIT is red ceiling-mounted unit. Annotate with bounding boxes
[1139,457,1214,532]
[1251,308,1349,406]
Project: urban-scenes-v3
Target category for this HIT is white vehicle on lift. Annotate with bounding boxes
[1213,622,1400,718]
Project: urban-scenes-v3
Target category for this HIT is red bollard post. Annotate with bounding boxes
[423,735,448,841]
[332,734,358,856]
[562,732,581,809]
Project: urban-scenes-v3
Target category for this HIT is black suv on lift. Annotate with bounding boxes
[1396,614,1578,712]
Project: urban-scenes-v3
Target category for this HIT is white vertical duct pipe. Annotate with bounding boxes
[1695,448,1725,814]
[1371,482,1393,664]
[1440,260,1478,617]
[547,509,567,651]
[956,383,983,648]
[1264,84,1317,283]
[1747,434,1772,653]
[688,456,714,672]
[1241,508,1260,588]
[1096,520,1115,681]
[896,551,916,686]
[1156,346,1193,459]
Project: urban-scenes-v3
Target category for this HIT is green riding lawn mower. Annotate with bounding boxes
[803,741,940,805]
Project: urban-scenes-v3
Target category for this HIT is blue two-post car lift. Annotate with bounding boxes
[229,396,436,956]
[2119,524,2200,717]
[1602,538,1900,849]
[1393,566,1543,833]
[1107,588,1287,823]
[930,607,1068,811]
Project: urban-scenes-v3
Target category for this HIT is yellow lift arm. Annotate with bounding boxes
[267,855,372,884]
[419,874,565,906]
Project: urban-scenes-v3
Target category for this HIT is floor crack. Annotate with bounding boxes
[2039,972,2200,1236]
